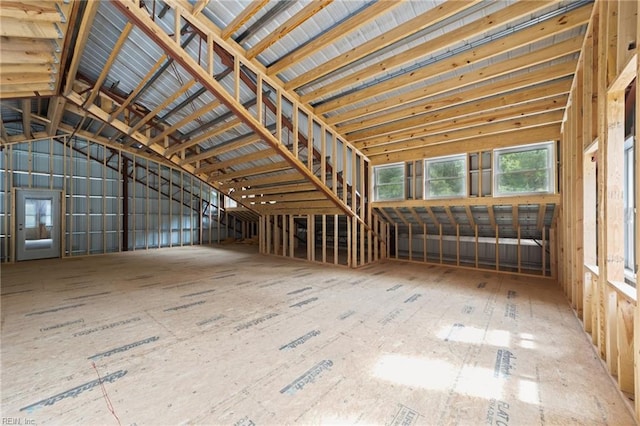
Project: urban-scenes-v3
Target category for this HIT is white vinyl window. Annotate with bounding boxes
[424,155,466,199]
[373,163,405,201]
[624,136,636,284]
[494,142,555,196]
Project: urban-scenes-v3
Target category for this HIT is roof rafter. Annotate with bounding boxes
[268,0,402,76]
[303,0,567,104]
[245,0,333,60]
[284,0,481,91]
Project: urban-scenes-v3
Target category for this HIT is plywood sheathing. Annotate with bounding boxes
[1,245,635,424]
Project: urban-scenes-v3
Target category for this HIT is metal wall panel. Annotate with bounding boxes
[2,136,233,262]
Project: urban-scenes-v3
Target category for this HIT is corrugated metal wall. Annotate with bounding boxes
[0,136,242,262]
[392,225,549,275]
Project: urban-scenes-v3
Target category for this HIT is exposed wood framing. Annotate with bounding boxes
[559,0,638,415]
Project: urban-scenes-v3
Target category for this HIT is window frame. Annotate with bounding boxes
[373,162,405,201]
[623,135,636,284]
[493,141,556,197]
[424,154,467,200]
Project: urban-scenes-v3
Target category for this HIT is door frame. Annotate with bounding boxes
[13,188,63,262]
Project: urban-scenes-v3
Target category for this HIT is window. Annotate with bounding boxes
[494,142,554,196]
[373,163,405,201]
[225,196,237,208]
[424,155,466,199]
[25,199,52,228]
[624,135,636,283]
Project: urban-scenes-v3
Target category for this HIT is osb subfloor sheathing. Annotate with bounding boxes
[0,245,636,425]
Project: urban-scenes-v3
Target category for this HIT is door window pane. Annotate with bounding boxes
[24,198,53,250]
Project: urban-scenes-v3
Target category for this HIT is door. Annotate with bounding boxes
[16,189,61,261]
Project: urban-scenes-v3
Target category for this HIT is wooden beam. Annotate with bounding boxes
[377,208,396,225]
[317,36,583,115]
[338,76,571,135]
[245,1,333,60]
[63,0,99,95]
[0,49,57,65]
[113,1,356,218]
[166,117,243,157]
[233,183,316,197]
[128,80,196,136]
[83,23,133,109]
[536,204,547,231]
[362,111,564,157]
[393,208,410,227]
[148,99,221,146]
[21,99,31,139]
[306,0,581,105]
[487,206,497,230]
[370,124,561,165]
[211,161,291,183]
[221,0,269,40]
[355,97,567,149]
[461,206,474,229]
[195,148,276,174]
[252,191,328,203]
[0,17,61,39]
[220,172,305,191]
[350,94,568,146]
[191,0,209,16]
[109,54,169,122]
[0,2,63,22]
[0,116,9,144]
[408,207,424,226]
[285,0,481,90]
[328,58,576,127]
[425,206,439,226]
[512,204,519,231]
[268,0,402,76]
[373,193,560,209]
[45,96,66,135]
[444,206,456,227]
[181,133,263,165]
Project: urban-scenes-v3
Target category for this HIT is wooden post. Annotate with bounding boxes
[475,224,479,268]
[395,223,399,260]
[322,214,326,263]
[289,215,295,258]
[311,214,316,261]
[635,5,640,418]
[495,226,499,271]
[617,298,634,394]
[423,223,427,263]
[283,214,288,258]
[334,214,339,264]
[347,214,351,267]
[122,157,129,252]
[439,224,443,264]
[408,224,412,261]
[517,226,521,273]
[549,228,557,279]
[542,226,546,276]
[274,215,280,255]
[455,224,460,266]
[584,270,593,334]
[266,214,271,255]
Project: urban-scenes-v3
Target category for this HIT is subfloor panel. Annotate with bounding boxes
[1,245,636,425]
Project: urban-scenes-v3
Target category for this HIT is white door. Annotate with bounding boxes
[16,189,61,261]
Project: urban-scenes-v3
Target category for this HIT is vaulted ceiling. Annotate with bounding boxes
[0,0,592,218]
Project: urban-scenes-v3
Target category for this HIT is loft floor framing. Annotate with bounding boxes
[1,245,635,425]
